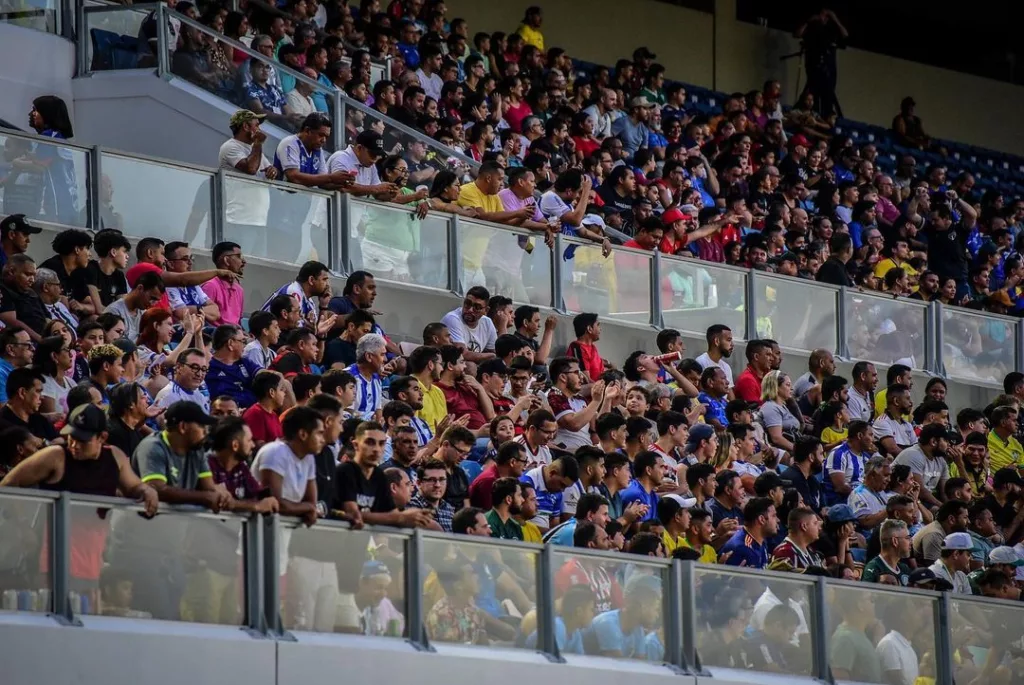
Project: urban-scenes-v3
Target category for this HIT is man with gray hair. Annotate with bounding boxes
[346,333,387,421]
[34,266,78,329]
[1,254,48,339]
[848,455,892,530]
[861,518,911,586]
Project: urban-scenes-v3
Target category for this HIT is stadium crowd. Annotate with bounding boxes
[2,1,1024,684]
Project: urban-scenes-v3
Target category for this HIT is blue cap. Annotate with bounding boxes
[826,504,856,523]
[686,423,716,449]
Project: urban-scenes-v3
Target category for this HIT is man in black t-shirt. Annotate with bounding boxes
[926,201,976,293]
[0,255,49,337]
[333,421,432,529]
[82,229,131,311]
[0,368,58,442]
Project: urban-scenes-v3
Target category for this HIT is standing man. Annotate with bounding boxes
[217,110,278,253]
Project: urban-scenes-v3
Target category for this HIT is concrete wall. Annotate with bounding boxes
[0,22,76,132]
[444,0,1024,156]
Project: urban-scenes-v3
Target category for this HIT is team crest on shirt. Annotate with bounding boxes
[170,465,179,479]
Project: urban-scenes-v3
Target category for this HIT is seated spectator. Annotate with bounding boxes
[0,367,58,442]
[163,241,220,324]
[206,324,263,409]
[0,214,39,269]
[770,508,824,570]
[470,440,527,510]
[520,454,579,531]
[822,420,874,506]
[1,255,49,339]
[781,436,824,513]
[620,451,662,522]
[271,328,320,379]
[242,311,280,370]
[154,347,210,412]
[912,500,969,565]
[105,382,153,458]
[719,496,778,569]
[929,532,974,594]
[35,335,74,416]
[104,271,165,344]
[407,458,454,532]
[873,384,917,457]
[323,310,375,369]
[243,370,285,450]
[40,228,93,318]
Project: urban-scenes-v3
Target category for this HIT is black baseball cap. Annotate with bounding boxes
[994,467,1024,489]
[0,214,42,237]
[355,130,385,158]
[165,400,219,427]
[907,568,954,592]
[60,404,108,441]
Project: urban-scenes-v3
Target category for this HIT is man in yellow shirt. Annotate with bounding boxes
[409,345,447,432]
[679,508,718,563]
[456,161,534,283]
[874,363,914,419]
[873,238,918,283]
[516,6,544,51]
[517,482,543,543]
[988,405,1024,473]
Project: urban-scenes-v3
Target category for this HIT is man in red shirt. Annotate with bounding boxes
[565,313,605,383]
[734,339,773,405]
[469,441,527,509]
[435,344,495,434]
[659,205,726,256]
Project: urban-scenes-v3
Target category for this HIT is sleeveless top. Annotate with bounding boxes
[41,445,119,496]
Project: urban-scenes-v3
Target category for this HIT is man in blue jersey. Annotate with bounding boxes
[544,492,610,546]
[719,496,779,569]
[822,420,874,507]
[262,260,334,329]
[519,455,579,532]
[586,573,662,659]
[620,451,661,522]
[347,333,387,421]
[272,112,353,189]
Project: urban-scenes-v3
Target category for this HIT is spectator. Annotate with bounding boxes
[519,453,579,532]
[407,458,456,532]
[243,370,285,450]
[929,532,974,594]
[40,228,93,318]
[105,382,153,458]
[0,214,40,269]
[200,242,245,326]
[733,339,772,405]
[821,420,874,506]
[104,271,165,343]
[620,450,661,522]
[0,367,58,442]
[154,346,210,411]
[611,97,654,161]
[35,335,74,416]
[435,344,494,431]
[163,241,220,324]
[770,508,824,570]
[516,6,543,51]
[242,311,280,370]
[987,404,1024,473]
[709,469,745,527]
[271,328,320,379]
[695,324,734,386]
[470,440,527,509]
[0,255,48,340]
[873,384,917,457]
[327,130,398,199]
[781,436,824,513]
[846,361,877,423]
[719,496,779,569]
[760,371,800,454]
[81,229,131,313]
[912,499,969,564]
[848,456,892,531]
[273,112,355,190]
[206,324,263,408]
[565,313,607,384]
[441,286,498,362]
[35,268,78,331]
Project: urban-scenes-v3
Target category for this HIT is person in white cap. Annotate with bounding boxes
[657,492,696,555]
[929,532,974,594]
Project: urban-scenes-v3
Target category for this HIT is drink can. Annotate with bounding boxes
[1,590,17,611]
[386,618,401,637]
[651,352,682,364]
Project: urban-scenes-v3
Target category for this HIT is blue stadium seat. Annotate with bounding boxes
[90,29,141,71]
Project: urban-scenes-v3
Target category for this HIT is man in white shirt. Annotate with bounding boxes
[440,285,496,362]
[847,361,877,422]
[154,348,210,412]
[695,324,735,386]
[326,130,398,199]
[415,45,444,100]
[219,110,279,254]
[929,532,975,594]
[286,69,318,118]
[582,88,617,140]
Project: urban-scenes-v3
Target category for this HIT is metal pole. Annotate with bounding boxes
[934,301,946,376]
[1016,318,1024,373]
[405,529,431,650]
[745,269,758,341]
[552,233,565,313]
[811,575,831,682]
[336,190,351,275]
[76,4,88,76]
[535,545,562,662]
[331,91,344,152]
[448,215,462,295]
[837,286,849,358]
[262,514,281,635]
[212,169,226,247]
[243,513,266,636]
[679,561,701,674]
[88,145,103,230]
[935,593,955,685]
[155,3,169,79]
[924,301,936,374]
[664,561,686,673]
[650,251,663,329]
[51,492,78,625]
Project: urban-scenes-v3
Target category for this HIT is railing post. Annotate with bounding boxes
[935,592,955,685]
[650,251,663,329]
[155,3,169,78]
[836,286,849,358]
[552,233,565,313]
[535,545,562,662]
[211,169,226,247]
[811,575,832,683]
[262,514,281,635]
[331,91,344,152]
[744,268,758,341]
[934,301,947,377]
[88,145,103,230]
[336,190,351,275]
[51,492,76,624]
[405,529,431,650]
[679,560,700,673]
[664,560,686,673]
[1016,317,1024,373]
[448,214,462,295]
[385,55,393,81]
[243,513,266,636]
[924,301,936,374]
[76,3,88,75]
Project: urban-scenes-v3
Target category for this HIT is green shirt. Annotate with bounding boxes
[830,624,882,683]
[486,509,523,541]
[861,556,911,586]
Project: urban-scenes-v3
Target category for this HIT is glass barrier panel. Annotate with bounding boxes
[661,256,747,340]
[223,174,329,265]
[347,198,448,291]
[753,273,838,353]
[102,153,212,247]
[948,595,1024,685]
[277,524,408,636]
[826,583,940,685]
[83,7,149,71]
[550,550,668,664]
[941,306,1018,384]
[458,219,553,307]
[0,0,56,32]
[692,566,815,677]
[844,292,929,371]
[421,535,537,648]
[369,61,387,86]
[562,240,651,325]
[169,13,336,145]
[0,495,52,613]
[0,132,90,228]
[77,502,246,624]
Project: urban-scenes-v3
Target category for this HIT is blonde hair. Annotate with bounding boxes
[760,370,787,403]
[711,431,734,471]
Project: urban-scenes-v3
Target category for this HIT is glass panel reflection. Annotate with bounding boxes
[422,535,536,648]
[458,219,552,307]
[0,0,57,34]
[562,241,651,324]
[0,495,52,613]
[754,273,837,353]
[941,307,1017,383]
[223,174,328,265]
[83,7,148,71]
[348,198,448,290]
[661,256,747,339]
[845,292,928,369]
[948,594,1024,685]
[0,132,89,228]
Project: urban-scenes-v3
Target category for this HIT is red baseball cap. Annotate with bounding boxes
[789,134,811,149]
[662,208,686,225]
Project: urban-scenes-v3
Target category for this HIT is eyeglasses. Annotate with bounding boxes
[180,363,209,374]
[10,341,35,349]
[463,300,486,312]
[230,337,247,345]
[420,476,447,484]
[168,255,194,263]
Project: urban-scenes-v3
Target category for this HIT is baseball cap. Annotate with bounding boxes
[112,338,137,357]
[662,207,686,225]
[685,423,715,450]
[229,110,266,128]
[941,532,973,551]
[628,96,656,109]
[165,400,219,428]
[825,504,856,524]
[663,493,698,509]
[356,130,386,157]
[60,404,109,441]
[0,214,42,237]
[581,213,607,229]
[907,568,953,591]
[788,133,811,149]
[633,47,657,60]
[989,546,1022,565]
[993,467,1024,489]
[775,251,799,266]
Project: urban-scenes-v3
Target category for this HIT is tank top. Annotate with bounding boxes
[41,445,119,496]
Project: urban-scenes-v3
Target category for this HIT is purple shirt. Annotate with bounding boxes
[498,188,544,221]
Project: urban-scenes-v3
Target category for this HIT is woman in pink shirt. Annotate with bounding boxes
[200,242,245,325]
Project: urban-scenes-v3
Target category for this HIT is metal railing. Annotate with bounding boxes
[0,124,1021,385]
[3,486,1022,685]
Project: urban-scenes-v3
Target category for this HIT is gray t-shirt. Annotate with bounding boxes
[792,372,817,398]
[132,431,212,490]
[611,116,649,157]
[892,445,947,494]
[104,298,143,343]
[760,400,801,433]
